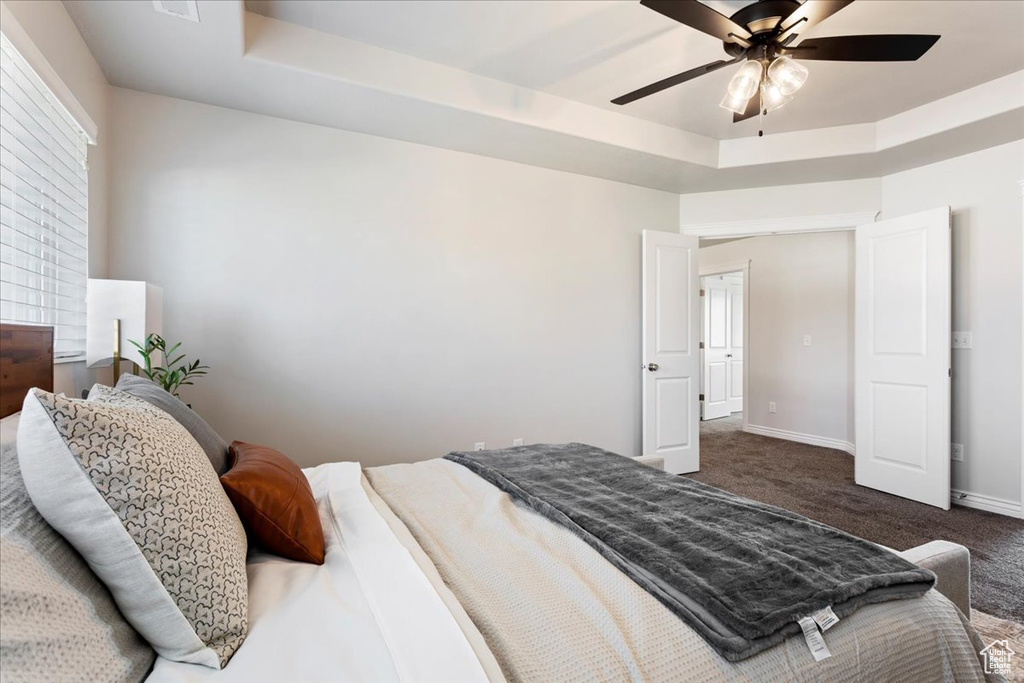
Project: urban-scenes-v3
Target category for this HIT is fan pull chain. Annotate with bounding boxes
[758,84,764,137]
[758,48,766,138]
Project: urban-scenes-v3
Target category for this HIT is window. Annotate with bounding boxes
[0,32,89,358]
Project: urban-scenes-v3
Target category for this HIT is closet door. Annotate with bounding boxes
[702,277,732,421]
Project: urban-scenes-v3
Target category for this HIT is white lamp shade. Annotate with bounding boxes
[86,280,163,369]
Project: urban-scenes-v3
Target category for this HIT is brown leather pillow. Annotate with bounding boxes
[220,441,325,564]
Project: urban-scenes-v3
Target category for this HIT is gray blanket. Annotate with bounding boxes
[445,443,936,662]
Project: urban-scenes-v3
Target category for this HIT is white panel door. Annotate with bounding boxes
[855,207,951,509]
[727,281,744,414]
[643,230,700,474]
[702,278,732,420]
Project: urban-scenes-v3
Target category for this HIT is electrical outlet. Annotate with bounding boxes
[474,442,485,451]
[512,438,524,447]
[769,401,777,413]
[951,332,972,349]
[803,335,812,346]
[950,443,964,462]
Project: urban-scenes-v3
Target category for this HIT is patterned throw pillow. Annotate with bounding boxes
[1,413,155,683]
[17,386,249,669]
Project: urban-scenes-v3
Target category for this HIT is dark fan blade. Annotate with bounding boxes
[778,0,855,37]
[733,92,761,123]
[612,55,743,105]
[786,35,940,61]
[641,0,751,42]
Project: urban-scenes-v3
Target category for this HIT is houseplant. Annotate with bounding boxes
[129,333,209,397]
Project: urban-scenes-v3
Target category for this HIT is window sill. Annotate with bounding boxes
[54,355,87,365]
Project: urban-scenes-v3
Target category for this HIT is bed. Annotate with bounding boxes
[0,323,995,682]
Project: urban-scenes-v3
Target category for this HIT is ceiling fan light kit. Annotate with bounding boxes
[614,0,940,134]
[719,52,804,116]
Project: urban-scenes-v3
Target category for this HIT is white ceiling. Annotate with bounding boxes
[245,0,1024,139]
[60,0,1024,193]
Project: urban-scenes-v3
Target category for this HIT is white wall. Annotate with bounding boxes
[681,140,1024,509]
[680,178,881,226]
[700,232,855,447]
[106,88,680,468]
[2,0,112,396]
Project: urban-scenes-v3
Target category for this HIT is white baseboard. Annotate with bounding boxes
[950,489,1023,518]
[743,423,855,455]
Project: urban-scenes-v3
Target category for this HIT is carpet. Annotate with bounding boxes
[687,414,1024,624]
[972,611,1024,682]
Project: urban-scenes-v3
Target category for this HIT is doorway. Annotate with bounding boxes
[700,269,745,424]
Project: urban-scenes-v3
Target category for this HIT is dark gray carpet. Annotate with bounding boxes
[687,414,1024,623]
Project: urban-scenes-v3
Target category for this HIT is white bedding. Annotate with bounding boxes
[147,462,488,683]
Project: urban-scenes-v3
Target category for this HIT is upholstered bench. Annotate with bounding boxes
[892,540,972,618]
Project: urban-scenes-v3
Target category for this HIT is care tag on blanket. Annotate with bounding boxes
[798,616,832,661]
[812,605,840,631]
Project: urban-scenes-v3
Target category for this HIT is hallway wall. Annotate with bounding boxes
[699,231,855,450]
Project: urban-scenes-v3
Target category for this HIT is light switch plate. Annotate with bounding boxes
[803,335,812,346]
[950,443,964,462]
[769,401,777,413]
[474,442,485,451]
[512,438,524,447]
[951,332,972,349]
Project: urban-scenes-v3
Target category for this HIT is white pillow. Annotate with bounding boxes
[17,386,248,669]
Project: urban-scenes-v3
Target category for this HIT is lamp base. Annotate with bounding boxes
[112,318,121,383]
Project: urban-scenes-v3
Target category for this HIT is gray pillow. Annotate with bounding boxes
[17,387,249,669]
[1,412,155,682]
[114,374,229,474]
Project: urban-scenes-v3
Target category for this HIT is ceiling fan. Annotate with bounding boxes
[612,0,940,127]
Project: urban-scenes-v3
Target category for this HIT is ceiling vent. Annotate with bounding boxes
[152,0,200,23]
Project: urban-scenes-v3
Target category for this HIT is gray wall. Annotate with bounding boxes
[700,232,855,448]
[107,88,680,468]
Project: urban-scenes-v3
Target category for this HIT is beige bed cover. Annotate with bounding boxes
[364,459,996,683]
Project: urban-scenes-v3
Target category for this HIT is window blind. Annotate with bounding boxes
[0,32,89,358]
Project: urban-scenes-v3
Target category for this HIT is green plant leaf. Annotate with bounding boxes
[128,336,209,397]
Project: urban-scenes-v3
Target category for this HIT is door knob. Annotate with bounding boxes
[647,363,659,372]
[726,354,733,358]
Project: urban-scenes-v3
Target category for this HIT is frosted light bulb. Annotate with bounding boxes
[719,60,763,114]
[720,91,752,114]
[727,60,763,99]
[761,81,792,112]
[767,56,809,96]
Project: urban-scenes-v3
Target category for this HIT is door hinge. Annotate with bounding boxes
[699,288,705,297]
[948,368,952,378]
[699,341,705,349]
[699,393,705,401]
